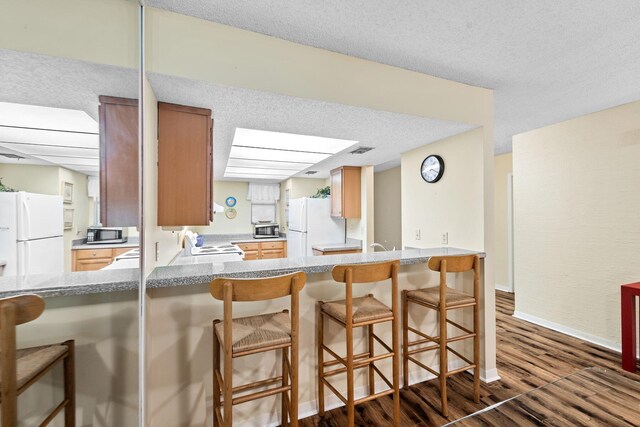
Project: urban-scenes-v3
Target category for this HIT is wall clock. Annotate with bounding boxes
[225,208,237,219]
[421,155,444,183]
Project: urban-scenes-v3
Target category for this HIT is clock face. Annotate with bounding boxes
[421,155,444,183]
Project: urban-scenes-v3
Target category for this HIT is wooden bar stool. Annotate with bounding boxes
[317,260,400,427]
[402,255,480,416]
[0,294,75,426]
[210,272,306,427]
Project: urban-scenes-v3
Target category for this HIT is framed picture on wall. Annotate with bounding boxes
[63,208,74,230]
[62,181,73,204]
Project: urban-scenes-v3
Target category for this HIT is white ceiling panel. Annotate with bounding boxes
[224,173,289,181]
[0,142,98,159]
[0,127,99,149]
[228,146,331,164]
[226,158,312,170]
[39,156,99,167]
[225,166,300,176]
[232,128,357,154]
[0,102,98,133]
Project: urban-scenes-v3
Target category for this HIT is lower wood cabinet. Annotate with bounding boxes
[72,247,133,272]
[235,241,287,260]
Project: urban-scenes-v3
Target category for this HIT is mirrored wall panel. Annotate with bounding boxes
[0,0,141,425]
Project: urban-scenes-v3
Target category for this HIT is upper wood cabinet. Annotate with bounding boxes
[330,166,361,218]
[157,102,213,226]
[99,96,139,227]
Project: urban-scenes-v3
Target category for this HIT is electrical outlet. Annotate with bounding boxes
[441,232,448,245]
[155,242,160,262]
[415,229,421,240]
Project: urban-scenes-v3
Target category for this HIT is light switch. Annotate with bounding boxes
[441,232,448,245]
[415,229,421,240]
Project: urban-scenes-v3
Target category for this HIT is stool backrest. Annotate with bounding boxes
[427,255,477,273]
[332,260,400,327]
[427,255,479,301]
[332,260,400,284]
[0,294,45,422]
[210,272,307,302]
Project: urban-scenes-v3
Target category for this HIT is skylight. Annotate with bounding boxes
[0,102,99,175]
[224,128,357,181]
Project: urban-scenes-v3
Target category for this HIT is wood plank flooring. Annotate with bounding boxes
[299,291,640,426]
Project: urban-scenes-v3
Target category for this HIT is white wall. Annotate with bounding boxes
[401,128,484,251]
[374,167,401,251]
[513,100,640,350]
[191,181,253,235]
[494,153,513,290]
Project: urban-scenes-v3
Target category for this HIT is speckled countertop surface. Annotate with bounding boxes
[312,238,362,252]
[0,246,484,298]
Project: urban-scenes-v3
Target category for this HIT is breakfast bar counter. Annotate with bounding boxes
[1,247,497,426]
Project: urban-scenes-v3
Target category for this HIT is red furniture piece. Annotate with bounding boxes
[621,282,640,372]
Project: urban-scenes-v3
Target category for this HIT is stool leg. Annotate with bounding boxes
[392,312,401,425]
[63,340,75,427]
[223,337,233,426]
[402,291,409,388]
[317,302,325,416]
[368,323,375,395]
[473,302,480,403]
[291,326,299,427]
[282,347,290,427]
[213,322,221,427]
[346,322,355,427]
[621,289,637,372]
[440,308,448,417]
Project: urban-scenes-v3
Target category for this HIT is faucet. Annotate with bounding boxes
[370,243,396,252]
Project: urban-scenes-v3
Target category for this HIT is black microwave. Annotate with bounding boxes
[86,227,128,244]
[253,223,279,239]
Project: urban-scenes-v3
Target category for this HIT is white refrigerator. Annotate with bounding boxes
[0,191,64,276]
[287,198,345,257]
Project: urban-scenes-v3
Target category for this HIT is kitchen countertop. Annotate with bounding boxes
[312,238,362,252]
[0,247,484,298]
[72,236,139,250]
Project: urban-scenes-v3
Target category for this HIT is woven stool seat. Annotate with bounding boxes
[0,344,68,390]
[321,296,392,323]
[214,311,291,354]
[407,286,475,308]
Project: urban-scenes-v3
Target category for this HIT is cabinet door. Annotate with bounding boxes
[261,249,284,259]
[243,251,260,261]
[75,258,113,271]
[330,169,343,217]
[99,96,139,227]
[158,102,213,226]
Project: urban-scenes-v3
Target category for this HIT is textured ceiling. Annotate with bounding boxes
[146,0,640,153]
[148,73,474,180]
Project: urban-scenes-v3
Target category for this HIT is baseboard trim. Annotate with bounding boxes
[494,283,511,293]
[480,368,501,383]
[512,310,621,353]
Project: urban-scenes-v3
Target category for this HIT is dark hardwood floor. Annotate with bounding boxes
[299,291,640,426]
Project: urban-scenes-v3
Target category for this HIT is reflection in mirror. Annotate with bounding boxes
[0,49,139,276]
[0,0,141,424]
